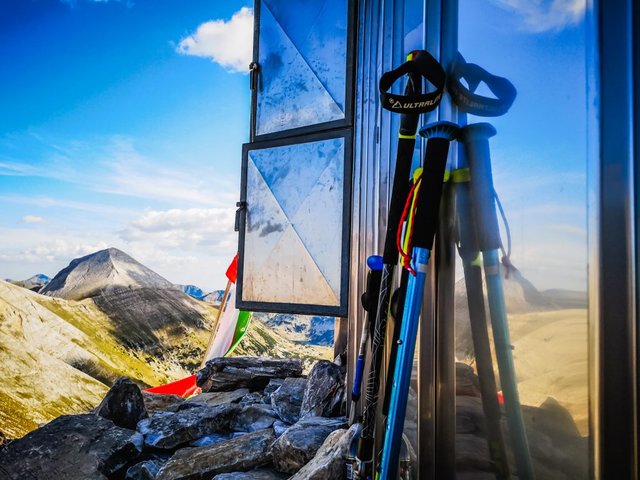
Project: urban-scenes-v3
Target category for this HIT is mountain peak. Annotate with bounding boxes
[41,247,175,301]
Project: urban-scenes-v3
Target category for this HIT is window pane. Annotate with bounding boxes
[256,0,348,135]
[242,136,346,310]
[455,1,590,478]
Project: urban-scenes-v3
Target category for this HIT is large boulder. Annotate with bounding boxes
[300,361,345,418]
[95,377,148,430]
[271,416,347,473]
[197,357,303,392]
[289,425,358,480]
[0,414,143,479]
[156,428,275,480]
[271,377,306,424]
[137,403,240,449]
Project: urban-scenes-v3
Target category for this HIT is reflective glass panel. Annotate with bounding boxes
[454,1,590,478]
[256,0,348,135]
[242,136,345,308]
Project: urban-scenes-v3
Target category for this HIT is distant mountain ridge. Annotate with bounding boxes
[255,313,335,346]
[41,248,176,300]
[7,274,51,292]
[41,248,211,351]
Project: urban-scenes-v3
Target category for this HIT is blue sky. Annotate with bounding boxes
[0,0,589,292]
[0,0,252,290]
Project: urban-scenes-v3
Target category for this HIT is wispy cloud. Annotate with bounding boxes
[176,7,253,74]
[0,195,136,217]
[492,0,586,32]
[119,207,236,249]
[0,136,238,207]
[20,216,46,225]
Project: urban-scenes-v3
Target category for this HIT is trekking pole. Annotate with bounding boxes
[380,121,459,480]
[449,54,517,479]
[350,50,445,480]
[349,254,383,426]
[459,122,534,480]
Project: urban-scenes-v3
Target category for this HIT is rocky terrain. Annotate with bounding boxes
[0,356,587,480]
[0,248,331,439]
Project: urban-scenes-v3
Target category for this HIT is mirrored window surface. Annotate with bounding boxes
[453,1,590,478]
[255,0,348,136]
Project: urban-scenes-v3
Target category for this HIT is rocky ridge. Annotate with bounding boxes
[0,355,588,479]
[0,357,354,480]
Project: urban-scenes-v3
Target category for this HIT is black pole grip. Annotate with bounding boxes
[380,55,425,264]
[411,138,451,250]
[459,123,501,250]
[379,50,445,114]
[412,121,460,250]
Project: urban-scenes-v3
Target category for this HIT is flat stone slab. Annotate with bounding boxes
[137,403,240,449]
[143,392,185,414]
[156,429,275,480]
[197,357,303,392]
[186,389,249,407]
[212,469,288,480]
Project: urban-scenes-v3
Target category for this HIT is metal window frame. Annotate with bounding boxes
[237,128,353,317]
[249,0,357,142]
[589,0,638,478]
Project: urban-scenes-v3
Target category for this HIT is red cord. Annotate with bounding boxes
[397,172,422,276]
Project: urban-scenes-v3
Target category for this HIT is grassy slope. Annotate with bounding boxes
[0,280,215,438]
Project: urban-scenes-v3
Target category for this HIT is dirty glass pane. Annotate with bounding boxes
[243,137,345,307]
[454,1,590,479]
[256,0,348,135]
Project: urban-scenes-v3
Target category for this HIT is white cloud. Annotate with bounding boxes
[20,216,46,225]
[0,239,109,264]
[493,0,586,32]
[177,7,254,74]
[119,207,236,249]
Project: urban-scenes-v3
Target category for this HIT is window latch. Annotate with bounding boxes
[249,62,260,91]
[235,201,247,232]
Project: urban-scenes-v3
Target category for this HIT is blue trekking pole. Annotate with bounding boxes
[379,121,458,479]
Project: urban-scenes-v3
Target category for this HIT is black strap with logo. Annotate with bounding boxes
[379,50,446,114]
[448,53,517,117]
